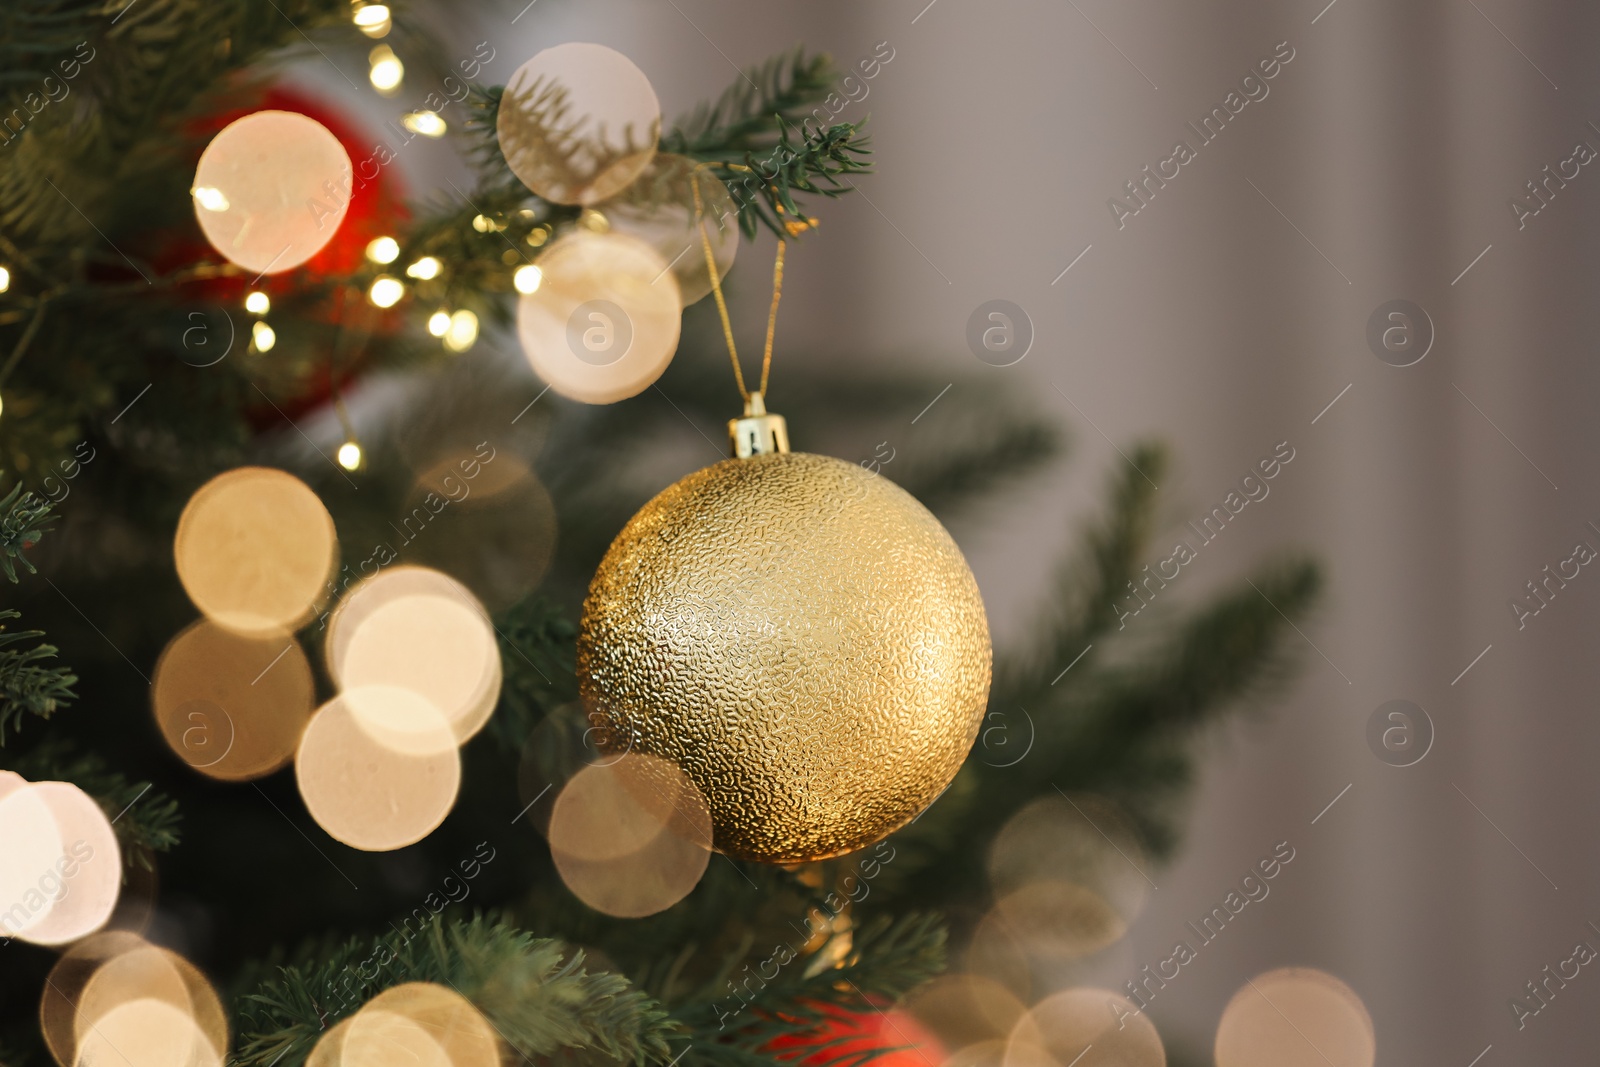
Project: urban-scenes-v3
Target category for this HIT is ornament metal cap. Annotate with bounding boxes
[728,392,789,458]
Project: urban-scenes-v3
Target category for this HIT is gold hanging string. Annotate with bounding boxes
[691,164,786,404]
[759,240,784,397]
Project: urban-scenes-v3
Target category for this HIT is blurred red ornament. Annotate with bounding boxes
[160,86,413,424]
[767,1004,946,1067]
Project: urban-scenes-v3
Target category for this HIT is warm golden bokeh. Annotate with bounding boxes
[51,938,227,1067]
[987,795,1150,960]
[192,111,352,274]
[306,1017,352,1067]
[41,931,147,1066]
[963,910,1032,1003]
[152,620,315,781]
[548,753,712,917]
[296,687,461,851]
[174,467,338,636]
[74,998,223,1067]
[325,566,501,743]
[598,153,739,305]
[1215,968,1375,1067]
[515,232,682,404]
[344,984,499,1067]
[496,43,660,205]
[902,974,1027,1053]
[1005,989,1164,1067]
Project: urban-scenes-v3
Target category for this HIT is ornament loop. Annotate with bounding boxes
[728,392,789,457]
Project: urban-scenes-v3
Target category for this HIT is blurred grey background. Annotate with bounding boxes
[304,0,1600,1059]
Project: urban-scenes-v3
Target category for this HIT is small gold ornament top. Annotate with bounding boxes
[728,391,789,458]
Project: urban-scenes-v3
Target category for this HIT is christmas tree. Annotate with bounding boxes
[0,3,1320,1065]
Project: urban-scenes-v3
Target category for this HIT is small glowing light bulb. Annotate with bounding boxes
[402,111,446,137]
[366,236,399,264]
[405,256,441,280]
[192,186,229,212]
[471,214,497,233]
[513,264,543,294]
[353,3,391,36]
[427,310,451,337]
[0,266,10,292]
[251,321,276,352]
[244,291,269,315]
[337,442,363,470]
[368,276,404,308]
[369,45,403,94]
[443,309,479,353]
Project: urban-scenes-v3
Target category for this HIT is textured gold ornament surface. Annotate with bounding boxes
[578,452,992,863]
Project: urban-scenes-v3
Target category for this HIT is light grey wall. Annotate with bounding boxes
[398,0,1600,1059]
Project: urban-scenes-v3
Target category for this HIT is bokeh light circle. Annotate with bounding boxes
[42,931,148,1067]
[74,998,223,1067]
[16,782,122,946]
[153,620,315,781]
[497,43,660,205]
[72,941,228,1067]
[0,780,64,940]
[516,232,681,404]
[174,467,337,636]
[1215,968,1375,1067]
[903,974,1026,1052]
[345,983,498,1067]
[192,111,353,274]
[548,753,712,917]
[296,687,462,851]
[325,566,501,743]
[987,795,1150,960]
[1005,989,1164,1067]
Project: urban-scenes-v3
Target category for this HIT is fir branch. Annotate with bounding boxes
[235,916,677,1067]
[708,121,873,241]
[673,913,946,1067]
[664,48,844,157]
[0,609,75,742]
[490,594,579,750]
[0,475,53,582]
[868,448,1322,905]
[3,741,180,864]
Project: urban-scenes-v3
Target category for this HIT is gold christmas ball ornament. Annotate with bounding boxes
[578,397,992,863]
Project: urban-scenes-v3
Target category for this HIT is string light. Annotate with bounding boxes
[352,3,391,36]
[0,266,10,292]
[365,236,399,264]
[526,227,549,247]
[368,276,404,308]
[251,321,276,352]
[513,264,543,294]
[405,256,440,280]
[471,214,501,233]
[337,442,363,471]
[244,291,269,315]
[401,111,446,137]
[443,310,478,353]
[427,310,451,337]
[368,45,403,94]
[191,186,229,212]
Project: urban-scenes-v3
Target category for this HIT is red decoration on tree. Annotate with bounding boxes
[766,1004,947,1067]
